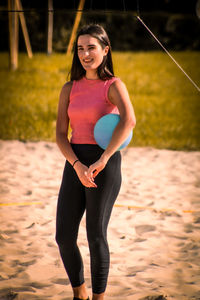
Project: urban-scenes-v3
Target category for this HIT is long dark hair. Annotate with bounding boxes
[70,24,114,81]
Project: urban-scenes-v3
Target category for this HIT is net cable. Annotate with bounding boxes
[135,1,200,92]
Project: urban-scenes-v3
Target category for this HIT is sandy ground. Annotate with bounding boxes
[0,140,200,300]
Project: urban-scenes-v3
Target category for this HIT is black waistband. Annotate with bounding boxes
[70,143,120,166]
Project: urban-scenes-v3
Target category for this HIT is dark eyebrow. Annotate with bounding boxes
[77,44,96,48]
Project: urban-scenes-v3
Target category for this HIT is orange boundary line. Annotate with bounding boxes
[114,204,196,214]
[0,202,196,213]
[0,201,42,207]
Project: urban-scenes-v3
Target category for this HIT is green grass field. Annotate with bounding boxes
[0,51,199,150]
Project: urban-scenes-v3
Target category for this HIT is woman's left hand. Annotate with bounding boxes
[87,157,108,181]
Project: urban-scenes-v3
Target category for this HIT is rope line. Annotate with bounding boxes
[0,201,197,214]
[115,204,196,214]
[0,201,42,207]
[4,4,199,92]
[136,15,200,93]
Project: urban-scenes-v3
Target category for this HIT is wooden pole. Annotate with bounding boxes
[47,0,53,55]
[67,0,85,55]
[8,0,19,70]
[16,0,33,58]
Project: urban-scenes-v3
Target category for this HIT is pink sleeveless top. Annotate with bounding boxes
[68,76,120,144]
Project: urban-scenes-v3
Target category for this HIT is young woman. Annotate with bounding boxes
[56,24,136,300]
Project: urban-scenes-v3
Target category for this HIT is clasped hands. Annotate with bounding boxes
[74,157,107,188]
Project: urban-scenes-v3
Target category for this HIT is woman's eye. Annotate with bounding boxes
[77,46,95,52]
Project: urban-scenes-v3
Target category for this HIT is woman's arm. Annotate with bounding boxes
[56,82,97,188]
[101,79,136,161]
[87,79,136,179]
[56,82,78,165]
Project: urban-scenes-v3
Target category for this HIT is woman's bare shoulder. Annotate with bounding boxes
[108,77,127,99]
[61,81,73,92]
[59,81,73,101]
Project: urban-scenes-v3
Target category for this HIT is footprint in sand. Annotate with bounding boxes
[126,265,147,276]
[139,296,167,300]
[10,259,36,267]
[51,278,70,285]
[135,225,156,235]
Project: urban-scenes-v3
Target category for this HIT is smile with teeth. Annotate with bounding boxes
[83,58,93,63]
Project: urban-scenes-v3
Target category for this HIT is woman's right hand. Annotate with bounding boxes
[74,161,97,188]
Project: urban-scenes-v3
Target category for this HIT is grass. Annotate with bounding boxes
[0,51,199,150]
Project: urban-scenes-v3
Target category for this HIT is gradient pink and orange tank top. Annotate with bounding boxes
[68,76,120,144]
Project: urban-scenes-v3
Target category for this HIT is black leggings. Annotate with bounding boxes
[55,144,121,294]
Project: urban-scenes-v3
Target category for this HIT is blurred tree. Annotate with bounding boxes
[1,0,199,52]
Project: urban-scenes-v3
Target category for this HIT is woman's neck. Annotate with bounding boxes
[85,70,99,80]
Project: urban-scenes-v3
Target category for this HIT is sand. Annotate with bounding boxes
[0,140,200,300]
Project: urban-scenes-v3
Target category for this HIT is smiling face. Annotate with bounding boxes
[77,34,109,77]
